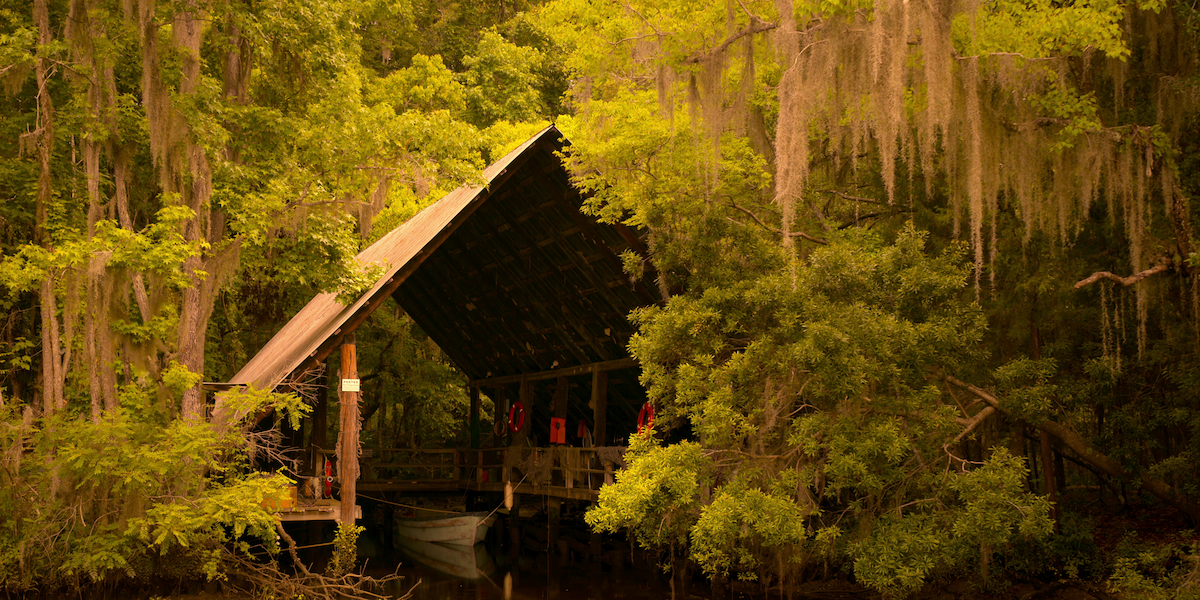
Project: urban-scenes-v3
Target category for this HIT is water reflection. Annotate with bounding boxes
[369,539,679,600]
[396,537,495,580]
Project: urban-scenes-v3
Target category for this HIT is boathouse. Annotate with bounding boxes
[212,125,663,522]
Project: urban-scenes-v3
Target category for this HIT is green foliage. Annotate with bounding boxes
[1108,535,1200,600]
[690,482,809,576]
[460,30,548,125]
[852,450,1052,596]
[325,523,364,578]
[0,389,304,591]
[587,224,1054,591]
[161,362,204,401]
[953,0,1130,60]
[586,433,709,549]
[993,358,1059,421]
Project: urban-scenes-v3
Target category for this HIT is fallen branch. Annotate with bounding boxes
[952,405,997,445]
[945,375,1199,523]
[226,548,417,600]
[1074,262,1169,289]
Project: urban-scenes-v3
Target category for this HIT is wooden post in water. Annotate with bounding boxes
[508,491,522,562]
[338,334,359,526]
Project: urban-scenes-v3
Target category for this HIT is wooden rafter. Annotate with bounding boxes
[470,357,637,387]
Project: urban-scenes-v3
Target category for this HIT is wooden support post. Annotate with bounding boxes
[469,385,481,450]
[552,376,568,445]
[590,367,607,447]
[494,387,508,448]
[338,336,359,526]
[515,376,531,444]
[508,492,522,562]
[553,376,569,419]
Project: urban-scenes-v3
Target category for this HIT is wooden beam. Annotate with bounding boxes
[338,335,360,527]
[470,357,637,387]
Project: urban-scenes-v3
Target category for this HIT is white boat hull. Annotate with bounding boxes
[395,511,496,546]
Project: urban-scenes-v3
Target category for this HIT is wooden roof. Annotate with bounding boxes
[225,126,662,405]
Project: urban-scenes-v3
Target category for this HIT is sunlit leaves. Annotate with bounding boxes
[954,0,1129,60]
[690,484,809,576]
[586,435,709,549]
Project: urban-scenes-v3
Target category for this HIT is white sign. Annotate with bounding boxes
[341,378,361,392]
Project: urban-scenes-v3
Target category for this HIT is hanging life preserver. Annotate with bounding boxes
[323,458,333,498]
[637,402,655,434]
[508,401,526,434]
[576,418,589,440]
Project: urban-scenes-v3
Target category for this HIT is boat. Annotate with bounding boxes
[395,536,496,580]
[395,511,496,545]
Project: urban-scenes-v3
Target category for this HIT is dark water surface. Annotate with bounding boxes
[362,540,686,600]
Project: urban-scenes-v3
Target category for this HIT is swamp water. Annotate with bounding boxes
[354,517,685,600]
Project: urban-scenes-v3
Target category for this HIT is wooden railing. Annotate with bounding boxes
[311,445,626,500]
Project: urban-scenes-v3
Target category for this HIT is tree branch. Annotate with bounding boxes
[726,202,828,244]
[685,18,778,64]
[838,209,911,230]
[276,521,312,577]
[952,405,997,445]
[1074,261,1170,289]
[817,189,888,206]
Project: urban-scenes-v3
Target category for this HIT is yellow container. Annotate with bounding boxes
[262,486,298,512]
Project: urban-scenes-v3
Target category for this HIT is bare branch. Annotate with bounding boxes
[726,202,828,244]
[276,521,312,577]
[685,18,778,64]
[1074,261,1170,289]
[818,189,888,206]
[838,209,911,230]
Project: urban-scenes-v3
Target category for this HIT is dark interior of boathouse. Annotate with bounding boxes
[209,125,668,571]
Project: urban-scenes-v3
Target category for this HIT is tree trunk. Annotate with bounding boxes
[34,0,63,416]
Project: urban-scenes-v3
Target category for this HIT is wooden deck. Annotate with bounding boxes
[276,498,363,522]
[314,446,626,502]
